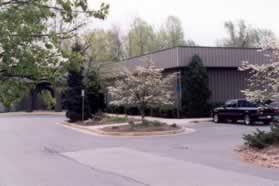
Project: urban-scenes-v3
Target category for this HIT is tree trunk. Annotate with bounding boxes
[139,107,145,124]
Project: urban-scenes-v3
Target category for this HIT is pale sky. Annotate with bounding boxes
[88,0,279,46]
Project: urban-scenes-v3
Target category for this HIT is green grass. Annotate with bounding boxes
[107,116,129,123]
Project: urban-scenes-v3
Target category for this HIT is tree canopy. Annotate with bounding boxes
[0,0,109,107]
[218,20,275,48]
[240,40,279,102]
[108,59,175,122]
[84,16,196,60]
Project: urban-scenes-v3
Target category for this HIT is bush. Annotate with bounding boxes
[142,120,162,127]
[105,105,178,118]
[243,125,279,149]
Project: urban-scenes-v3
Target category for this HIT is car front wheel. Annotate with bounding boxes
[244,115,252,125]
[213,113,220,123]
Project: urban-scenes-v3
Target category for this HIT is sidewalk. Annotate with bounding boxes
[0,111,65,116]
[107,113,211,126]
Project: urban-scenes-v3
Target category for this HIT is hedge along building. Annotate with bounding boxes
[99,46,271,115]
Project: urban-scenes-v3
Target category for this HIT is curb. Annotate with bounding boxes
[0,112,65,117]
[63,121,194,137]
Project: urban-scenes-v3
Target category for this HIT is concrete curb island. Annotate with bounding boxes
[63,121,195,137]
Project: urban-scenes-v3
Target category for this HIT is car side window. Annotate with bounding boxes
[225,100,237,108]
[238,100,257,107]
[238,100,246,107]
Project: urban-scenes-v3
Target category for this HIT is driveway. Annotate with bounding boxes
[0,114,278,186]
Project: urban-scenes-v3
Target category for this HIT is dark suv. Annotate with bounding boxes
[212,99,276,125]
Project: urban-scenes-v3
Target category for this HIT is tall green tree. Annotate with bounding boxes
[125,18,156,57]
[64,42,104,122]
[85,27,123,62]
[84,69,105,114]
[0,0,109,107]
[218,20,276,48]
[181,55,211,117]
[158,16,186,48]
[63,42,89,121]
[64,68,90,122]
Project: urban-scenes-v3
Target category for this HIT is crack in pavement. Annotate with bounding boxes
[58,151,151,186]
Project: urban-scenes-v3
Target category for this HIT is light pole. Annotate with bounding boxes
[81,89,85,122]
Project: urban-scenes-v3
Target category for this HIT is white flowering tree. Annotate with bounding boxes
[240,40,279,102]
[108,60,175,123]
[0,0,109,107]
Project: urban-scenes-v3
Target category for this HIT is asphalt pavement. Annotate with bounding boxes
[0,114,278,186]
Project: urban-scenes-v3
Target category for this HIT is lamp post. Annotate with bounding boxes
[81,89,85,122]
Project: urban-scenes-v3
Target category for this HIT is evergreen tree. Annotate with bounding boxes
[181,55,211,117]
[64,68,90,122]
[63,42,90,122]
[64,41,105,122]
[84,69,105,114]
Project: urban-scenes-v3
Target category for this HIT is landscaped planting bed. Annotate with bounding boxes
[75,114,136,126]
[237,124,279,168]
[102,120,179,133]
[237,145,279,168]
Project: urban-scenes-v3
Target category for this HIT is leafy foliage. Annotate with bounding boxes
[84,27,123,62]
[40,90,56,110]
[181,55,211,117]
[64,42,104,122]
[124,18,156,57]
[240,40,279,102]
[84,69,105,114]
[243,125,279,149]
[0,80,27,108]
[157,16,188,48]
[217,20,275,48]
[0,0,109,107]
[108,59,175,122]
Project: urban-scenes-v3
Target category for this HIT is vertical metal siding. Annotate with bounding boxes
[178,47,270,68]
[208,68,249,102]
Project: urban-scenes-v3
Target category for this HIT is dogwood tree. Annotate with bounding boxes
[240,39,279,102]
[108,60,175,122]
[0,0,109,107]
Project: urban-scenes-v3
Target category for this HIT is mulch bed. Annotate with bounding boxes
[236,145,279,168]
[102,123,179,133]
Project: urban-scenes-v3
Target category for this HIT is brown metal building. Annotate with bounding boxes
[101,46,270,106]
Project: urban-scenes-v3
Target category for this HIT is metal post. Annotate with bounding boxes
[81,89,85,122]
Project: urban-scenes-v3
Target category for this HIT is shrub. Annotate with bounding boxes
[142,120,163,127]
[243,125,279,149]
[105,105,178,118]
